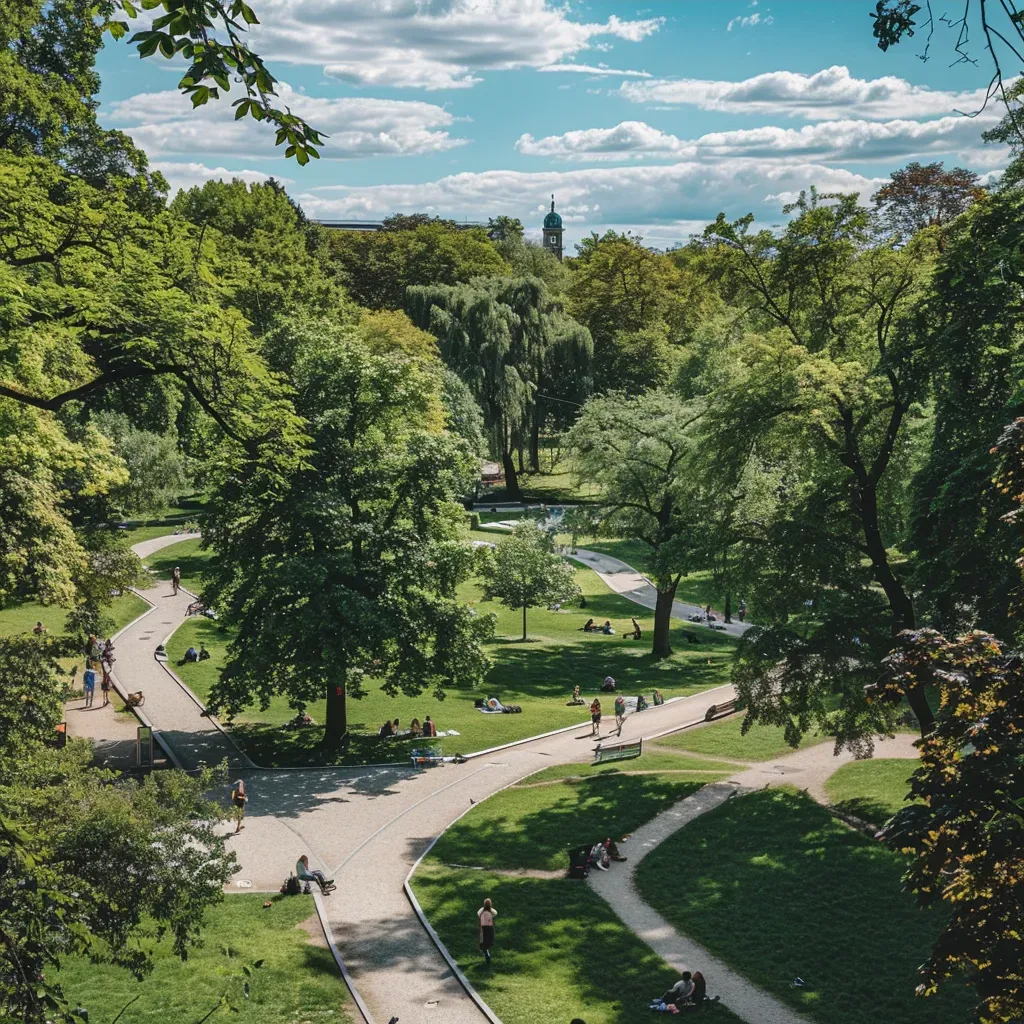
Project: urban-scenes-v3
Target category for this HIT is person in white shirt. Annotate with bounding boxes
[662,971,695,1006]
[477,898,497,964]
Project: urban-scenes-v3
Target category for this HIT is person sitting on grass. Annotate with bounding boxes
[661,971,694,1007]
[33,621,46,635]
[601,619,615,634]
[600,675,616,692]
[378,719,394,739]
[422,716,436,737]
[580,617,596,632]
[295,854,334,894]
[198,643,210,661]
[410,718,422,737]
[686,971,707,1007]
[623,617,642,640]
[590,842,611,871]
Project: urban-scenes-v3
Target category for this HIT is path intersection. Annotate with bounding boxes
[111,533,917,1024]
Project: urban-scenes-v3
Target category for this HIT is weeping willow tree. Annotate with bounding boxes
[408,276,592,498]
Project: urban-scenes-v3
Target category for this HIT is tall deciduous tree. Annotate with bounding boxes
[871,161,984,240]
[567,391,721,659]
[203,325,492,745]
[480,520,580,641]
[0,634,236,1023]
[706,188,938,740]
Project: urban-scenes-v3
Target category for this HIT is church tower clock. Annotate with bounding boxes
[542,195,563,260]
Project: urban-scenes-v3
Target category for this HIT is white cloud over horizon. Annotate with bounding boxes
[236,0,663,90]
[620,65,993,120]
[107,84,467,160]
[515,112,1003,163]
[153,162,293,193]
[294,160,886,235]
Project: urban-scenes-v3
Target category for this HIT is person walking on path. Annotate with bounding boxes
[171,566,181,595]
[231,779,247,833]
[590,698,602,736]
[477,898,497,964]
[82,664,96,708]
[99,666,111,707]
[614,694,626,733]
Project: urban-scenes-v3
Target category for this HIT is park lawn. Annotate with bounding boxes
[412,865,744,1024]
[430,774,714,872]
[635,787,974,1024]
[166,564,736,766]
[56,894,351,1024]
[142,536,209,593]
[522,752,739,784]
[0,592,149,640]
[825,758,920,823]
[655,711,829,762]
[120,496,206,544]
[412,771,744,1023]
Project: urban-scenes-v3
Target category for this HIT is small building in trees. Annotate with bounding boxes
[542,196,564,260]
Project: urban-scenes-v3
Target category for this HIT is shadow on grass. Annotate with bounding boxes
[635,787,974,1024]
[145,544,213,590]
[412,867,746,1024]
[428,775,705,872]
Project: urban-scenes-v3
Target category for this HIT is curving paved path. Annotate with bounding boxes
[113,533,917,1024]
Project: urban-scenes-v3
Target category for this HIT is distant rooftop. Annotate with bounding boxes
[314,219,488,232]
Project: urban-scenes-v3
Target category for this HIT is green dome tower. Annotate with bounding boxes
[542,194,563,261]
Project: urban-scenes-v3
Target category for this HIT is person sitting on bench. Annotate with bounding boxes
[623,617,642,640]
[580,617,596,632]
[295,855,334,894]
[636,693,649,711]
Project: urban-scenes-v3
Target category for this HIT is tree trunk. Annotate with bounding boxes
[325,679,347,747]
[724,593,732,624]
[502,449,522,502]
[529,415,541,473]
[652,584,677,660]
[856,478,935,736]
[522,603,527,641]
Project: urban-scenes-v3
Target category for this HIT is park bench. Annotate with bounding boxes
[704,698,739,722]
[592,737,642,764]
[410,746,445,767]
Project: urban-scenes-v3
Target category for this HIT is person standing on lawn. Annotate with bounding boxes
[590,698,602,736]
[477,898,497,964]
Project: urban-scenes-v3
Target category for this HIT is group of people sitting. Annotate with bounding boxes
[589,837,627,871]
[579,616,644,639]
[651,970,708,1012]
[378,716,438,740]
[181,644,210,664]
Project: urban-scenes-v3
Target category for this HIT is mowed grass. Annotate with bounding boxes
[56,894,351,1024]
[655,711,829,762]
[0,593,149,640]
[522,752,740,784]
[120,496,205,544]
[412,770,743,1024]
[142,537,208,593]
[159,542,735,764]
[825,758,920,824]
[635,787,974,1024]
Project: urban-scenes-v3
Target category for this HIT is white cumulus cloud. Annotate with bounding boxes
[105,84,467,160]
[153,162,292,194]
[515,113,1003,163]
[620,65,993,120]
[237,0,663,90]
[296,160,885,236]
[537,63,651,77]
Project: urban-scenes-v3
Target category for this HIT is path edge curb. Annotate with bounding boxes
[312,889,376,1024]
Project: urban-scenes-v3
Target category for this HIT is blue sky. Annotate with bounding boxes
[95,0,1011,248]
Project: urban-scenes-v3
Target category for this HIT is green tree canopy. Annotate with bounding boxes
[203,324,493,744]
[480,520,580,641]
